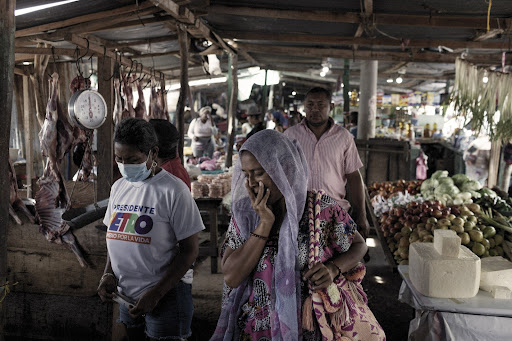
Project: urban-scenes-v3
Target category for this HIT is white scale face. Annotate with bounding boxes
[69,89,107,130]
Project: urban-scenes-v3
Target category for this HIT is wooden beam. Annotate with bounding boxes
[220,31,511,50]
[68,34,170,79]
[96,56,114,200]
[0,1,15,334]
[15,47,94,57]
[15,1,155,38]
[225,39,259,65]
[15,7,162,46]
[208,5,512,30]
[176,25,189,164]
[353,0,373,50]
[225,53,238,169]
[238,43,507,65]
[105,35,178,48]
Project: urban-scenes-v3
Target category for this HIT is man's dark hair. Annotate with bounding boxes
[149,119,179,159]
[305,87,332,102]
[114,118,158,154]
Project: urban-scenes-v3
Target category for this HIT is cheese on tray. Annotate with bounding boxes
[409,242,481,298]
[490,286,511,299]
[479,256,512,293]
[433,230,461,258]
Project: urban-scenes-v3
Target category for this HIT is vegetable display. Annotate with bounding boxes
[369,174,512,265]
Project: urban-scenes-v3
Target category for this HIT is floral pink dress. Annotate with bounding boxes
[223,192,358,340]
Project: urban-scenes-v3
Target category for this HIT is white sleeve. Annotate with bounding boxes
[188,119,196,139]
[170,189,205,241]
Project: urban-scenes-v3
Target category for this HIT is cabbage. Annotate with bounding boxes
[421,178,439,193]
[452,174,470,187]
[460,180,483,192]
[431,170,449,179]
[434,183,460,196]
[438,177,454,187]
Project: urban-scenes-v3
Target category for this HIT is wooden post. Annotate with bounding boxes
[97,56,114,200]
[176,25,189,165]
[343,59,350,113]
[23,76,34,198]
[1,1,15,339]
[225,53,238,168]
[488,140,502,188]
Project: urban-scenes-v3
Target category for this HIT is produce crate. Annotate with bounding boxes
[365,189,398,272]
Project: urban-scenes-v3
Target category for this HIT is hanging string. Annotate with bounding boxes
[487,0,492,32]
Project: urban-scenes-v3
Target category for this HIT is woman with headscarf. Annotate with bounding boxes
[188,105,218,158]
[98,118,204,340]
[211,130,385,341]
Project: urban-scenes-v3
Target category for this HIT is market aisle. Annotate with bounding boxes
[362,233,412,341]
[190,233,413,341]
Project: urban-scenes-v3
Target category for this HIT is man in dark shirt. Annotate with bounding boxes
[246,111,266,139]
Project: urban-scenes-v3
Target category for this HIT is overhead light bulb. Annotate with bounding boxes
[322,66,329,73]
[386,78,393,83]
[396,77,403,84]
[320,71,326,77]
[22,61,31,65]
[291,91,297,96]
[282,82,286,86]
[483,76,489,83]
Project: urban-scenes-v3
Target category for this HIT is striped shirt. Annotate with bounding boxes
[284,118,363,211]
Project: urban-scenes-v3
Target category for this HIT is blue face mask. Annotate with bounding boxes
[117,155,152,182]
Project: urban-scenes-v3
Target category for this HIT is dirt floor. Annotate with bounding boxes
[189,230,413,341]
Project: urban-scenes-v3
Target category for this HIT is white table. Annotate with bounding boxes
[398,265,512,341]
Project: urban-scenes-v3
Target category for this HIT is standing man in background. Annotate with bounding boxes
[284,87,370,238]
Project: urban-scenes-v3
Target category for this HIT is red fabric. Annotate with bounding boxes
[161,157,191,191]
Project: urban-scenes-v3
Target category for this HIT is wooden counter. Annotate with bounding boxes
[195,197,223,274]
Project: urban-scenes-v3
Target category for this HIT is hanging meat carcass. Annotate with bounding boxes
[134,76,146,119]
[148,85,169,120]
[113,77,123,125]
[121,74,135,119]
[35,73,87,267]
[9,159,36,225]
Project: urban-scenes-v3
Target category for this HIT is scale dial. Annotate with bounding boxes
[68,89,107,130]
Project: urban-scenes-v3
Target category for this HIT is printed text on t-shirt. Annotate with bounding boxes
[106,211,153,244]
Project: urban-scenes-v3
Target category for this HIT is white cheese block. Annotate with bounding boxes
[490,286,511,299]
[433,229,461,258]
[409,243,481,298]
[479,256,512,292]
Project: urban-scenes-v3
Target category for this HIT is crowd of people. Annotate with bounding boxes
[97,87,384,341]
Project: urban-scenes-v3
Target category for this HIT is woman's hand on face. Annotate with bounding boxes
[245,179,275,226]
[129,287,162,318]
[303,262,338,291]
[97,276,116,303]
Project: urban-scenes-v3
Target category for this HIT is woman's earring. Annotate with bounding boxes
[151,161,157,175]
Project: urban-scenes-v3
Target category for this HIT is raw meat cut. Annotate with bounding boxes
[35,73,87,267]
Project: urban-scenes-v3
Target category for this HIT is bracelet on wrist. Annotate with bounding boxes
[250,232,268,241]
[328,260,342,277]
